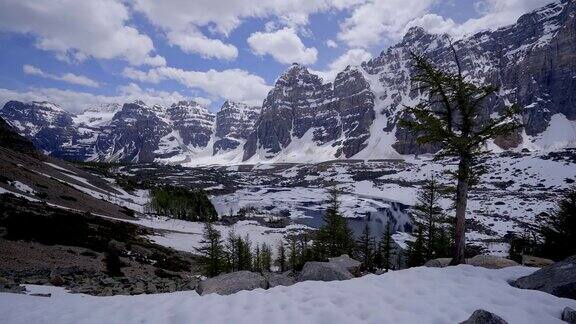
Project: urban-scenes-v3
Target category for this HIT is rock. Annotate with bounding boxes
[49,275,66,286]
[467,255,519,269]
[328,254,361,275]
[30,293,51,297]
[522,255,554,267]
[425,258,452,268]
[513,255,576,299]
[196,271,267,296]
[459,309,508,324]
[298,262,354,282]
[562,307,576,324]
[266,272,296,288]
[0,277,26,294]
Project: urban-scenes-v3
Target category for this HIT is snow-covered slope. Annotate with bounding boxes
[2,266,575,324]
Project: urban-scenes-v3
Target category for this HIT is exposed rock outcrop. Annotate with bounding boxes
[513,255,576,299]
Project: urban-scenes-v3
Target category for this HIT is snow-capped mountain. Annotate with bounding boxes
[1,0,575,164]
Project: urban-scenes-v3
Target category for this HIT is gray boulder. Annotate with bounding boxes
[563,307,576,324]
[513,255,576,299]
[459,309,508,324]
[298,262,353,282]
[522,255,554,268]
[425,258,452,268]
[467,255,519,269]
[328,254,361,275]
[196,271,267,296]
[266,272,296,288]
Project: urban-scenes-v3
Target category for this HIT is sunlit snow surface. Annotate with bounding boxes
[2,266,576,324]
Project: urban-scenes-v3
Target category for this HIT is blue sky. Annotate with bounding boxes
[0,0,555,113]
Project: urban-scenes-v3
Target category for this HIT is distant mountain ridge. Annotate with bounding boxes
[1,0,575,164]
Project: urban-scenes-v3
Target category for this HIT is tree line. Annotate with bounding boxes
[146,186,218,222]
[197,188,401,277]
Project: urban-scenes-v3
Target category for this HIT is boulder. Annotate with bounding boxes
[425,258,452,268]
[562,307,576,324]
[328,254,361,274]
[0,277,25,294]
[459,309,508,324]
[196,271,267,296]
[513,255,576,299]
[266,272,296,288]
[298,262,353,282]
[522,255,554,268]
[467,255,519,269]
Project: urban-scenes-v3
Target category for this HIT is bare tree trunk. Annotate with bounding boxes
[451,157,469,265]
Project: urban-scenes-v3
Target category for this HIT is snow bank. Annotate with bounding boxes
[2,266,575,324]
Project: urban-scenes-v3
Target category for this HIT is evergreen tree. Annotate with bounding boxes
[412,175,444,260]
[399,50,521,264]
[225,229,239,271]
[407,225,426,267]
[196,222,225,277]
[381,222,393,271]
[314,187,356,259]
[433,224,452,258]
[356,223,376,271]
[277,241,287,272]
[373,241,384,270]
[288,234,299,272]
[260,243,272,272]
[237,235,253,271]
[538,188,576,260]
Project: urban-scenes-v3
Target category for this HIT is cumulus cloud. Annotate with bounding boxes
[447,0,558,38]
[248,28,318,64]
[326,39,339,48]
[123,67,272,106]
[338,0,434,48]
[166,30,238,60]
[132,0,361,60]
[23,65,100,88]
[0,84,196,114]
[311,48,373,82]
[0,0,164,66]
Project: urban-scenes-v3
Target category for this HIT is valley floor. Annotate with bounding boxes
[2,265,575,324]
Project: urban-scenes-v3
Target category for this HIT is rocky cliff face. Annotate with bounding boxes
[214,101,260,153]
[243,64,375,161]
[0,101,76,157]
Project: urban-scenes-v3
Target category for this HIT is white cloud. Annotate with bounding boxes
[247,28,318,64]
[23,65,100,88]
[404,14,457,36]
[311,48,373,82]
[0,0,164,66]
[166,30,238,60]
[326,39,339,48]
[132,0,362,59]
[338,0,435,48]
[448,0,558,38]
[123,67,272,106]
[0,84,194,114]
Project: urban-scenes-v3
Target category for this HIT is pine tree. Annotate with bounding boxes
[288,234,299,272]
[412,175,444,261]
[381,222,393,271]
[260,243,272,272]
[373,241,384,270]
[399,50,521,264]
[314,187,356,259]
[356,223,375,271]
[277,241,287,272]
[196,222,225,277]
[538,188,576,261]
[407,225,426,267]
